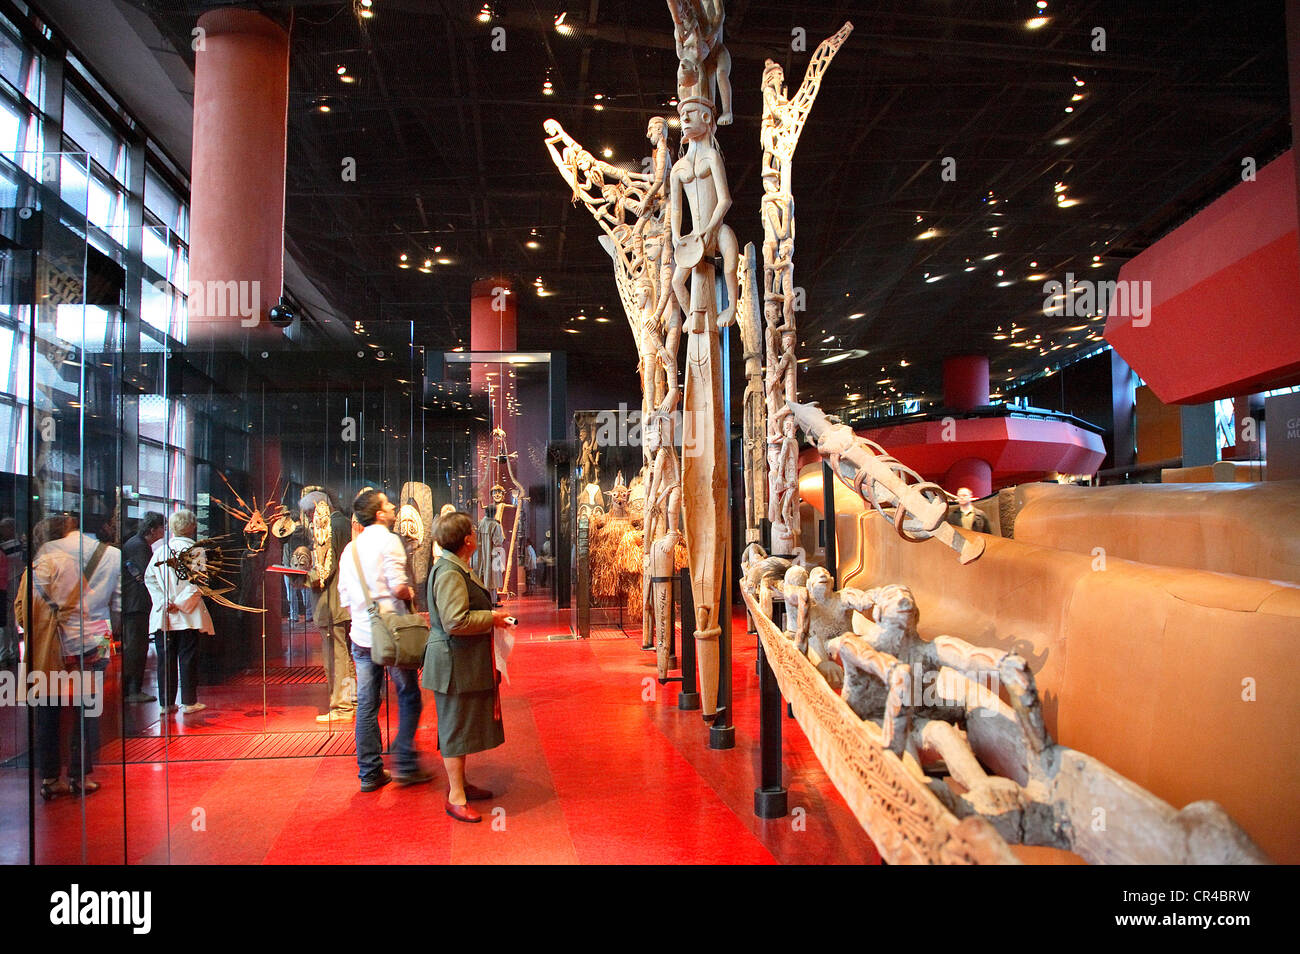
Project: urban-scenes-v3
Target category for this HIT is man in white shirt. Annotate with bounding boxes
[336,488,431,792]
[31,511,121,794]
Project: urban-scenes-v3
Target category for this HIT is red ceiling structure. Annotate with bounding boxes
[1105,149,1300,405]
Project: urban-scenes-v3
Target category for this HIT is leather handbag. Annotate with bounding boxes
[351,543,428,668]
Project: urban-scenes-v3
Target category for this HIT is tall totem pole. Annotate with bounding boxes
[761,23,854,559]
[667,0,736,718]
[541,117,683,667]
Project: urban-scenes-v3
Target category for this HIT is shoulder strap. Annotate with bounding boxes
[82,542,107,582]
[349,541,379,615]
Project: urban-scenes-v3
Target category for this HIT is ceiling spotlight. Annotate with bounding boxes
[1054,137,1072,146]
[847,312,864,320]
[554,12,574,35]
[477,4,492,23]
[996,269,1005,277]
[526,239,540,249]
[316,100,331,113]
[1057,197,1080,208]
[358,0,374,18]
[1074,76,1085,87]
[1071,93,1084,101]
[1026,16,1050,29]
[593,93,604,100]
[593,103,604,111]
[336,65,348,75]
[1064,106,1074,113]
[1036,0,1048,8]
[437,257,452,265]
[602,146,613,158]
[542,79,554,95]
[1030,261,1039,267]
[595,316,610,323]
[916,228,939,240]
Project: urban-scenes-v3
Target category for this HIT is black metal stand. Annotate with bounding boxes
[754,597,788,816]
[822,460,838,586]
[676,565,700,710]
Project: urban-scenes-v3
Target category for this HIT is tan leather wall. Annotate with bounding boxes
[839,513,1300,862]
[1136,384,1182,463]
[1013,480,1300,584]
[1162,461,1267,483]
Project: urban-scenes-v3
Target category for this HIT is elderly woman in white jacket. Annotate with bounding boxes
[144,509,215,715]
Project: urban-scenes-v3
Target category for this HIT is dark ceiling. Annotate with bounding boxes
[129,0,1291,418]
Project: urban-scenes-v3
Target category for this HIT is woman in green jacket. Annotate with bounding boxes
[423,511,515,823]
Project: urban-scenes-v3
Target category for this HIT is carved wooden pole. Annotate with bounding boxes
[541,117,681,653]
[669,0,737,718]
[760,22,853,558]
[737,243,766,560]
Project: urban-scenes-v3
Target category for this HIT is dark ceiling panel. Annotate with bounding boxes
[128,0,1291,416]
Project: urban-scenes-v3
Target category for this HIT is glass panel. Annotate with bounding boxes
[138,441,166,497]
[145,165,186,242]
[62,87,126,184]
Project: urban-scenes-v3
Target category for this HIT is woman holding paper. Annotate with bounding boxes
[423,511,514,823]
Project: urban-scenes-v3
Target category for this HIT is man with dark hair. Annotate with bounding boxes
[32,508,121,794]
[336,488,431,792]
[300,485,356,724]
[121,512,166,702]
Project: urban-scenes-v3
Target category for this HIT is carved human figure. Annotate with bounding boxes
[782,564,810,649]
[670,98,738,329]
[667,0,733,125]
[672,91,735,718]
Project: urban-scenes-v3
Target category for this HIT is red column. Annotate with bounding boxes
[188,10,289,345]
[943,457,992,499]
[943,354,990,411]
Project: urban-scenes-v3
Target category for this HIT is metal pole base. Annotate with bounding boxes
[754,787,788,819]
[678,690,701,711]
[708,722,735,749]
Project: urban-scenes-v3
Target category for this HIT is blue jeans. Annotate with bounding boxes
[352,642,423,783]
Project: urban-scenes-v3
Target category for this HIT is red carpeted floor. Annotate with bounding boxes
[0,596,880,865]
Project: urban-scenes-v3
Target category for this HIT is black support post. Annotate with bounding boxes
[755,598,788,817]
[677,565,700,709]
